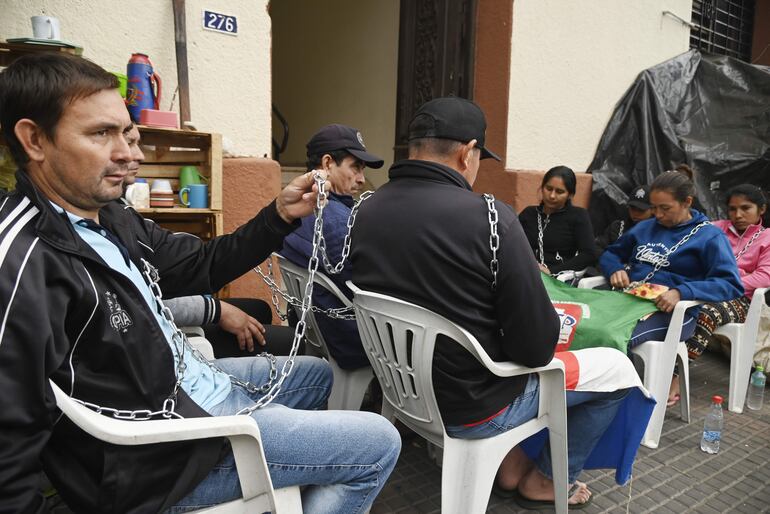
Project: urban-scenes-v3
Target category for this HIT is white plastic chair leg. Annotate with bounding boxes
[440,437,500,514]
[632,340,678,449]
[724,324,749,413]
[327,359,374,410]
[676,342,690,423]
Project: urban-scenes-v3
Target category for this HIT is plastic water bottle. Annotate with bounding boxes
[746,366,766,410]
[700,395,723,454]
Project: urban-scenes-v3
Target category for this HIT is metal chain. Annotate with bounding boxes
[625,221,711,290]
[235,172,333,414]
[734,227,766,260]
[484,194,500,291]
[536,210,550,266]
[617,220,625,240]
[254,263,356,320]
[66,174,341,420]
[317,191,374,274]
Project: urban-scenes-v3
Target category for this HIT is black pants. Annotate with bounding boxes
[203,298,304,358]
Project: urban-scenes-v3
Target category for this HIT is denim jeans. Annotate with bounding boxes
[445,375,629,483]
[168,356,401,513]
[628,310,697,348]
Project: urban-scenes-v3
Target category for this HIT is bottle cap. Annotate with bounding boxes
[757,365,764,372]
[712,395,723,404]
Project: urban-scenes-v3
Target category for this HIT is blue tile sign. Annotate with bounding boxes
[202,10,237,35]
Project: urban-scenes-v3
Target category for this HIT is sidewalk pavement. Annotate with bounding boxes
[372,350,770,513]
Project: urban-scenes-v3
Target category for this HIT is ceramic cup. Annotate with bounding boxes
[31,16,61,40]
[179,184,208,208]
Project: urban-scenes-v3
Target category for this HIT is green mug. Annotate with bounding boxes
[179,166,202,190]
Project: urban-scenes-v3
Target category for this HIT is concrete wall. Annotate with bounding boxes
[271,0,399,188]
[506,0,693,174]
[0,0,272,157]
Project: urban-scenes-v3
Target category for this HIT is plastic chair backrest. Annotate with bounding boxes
[273,254,329,356]
[351,286,491,447]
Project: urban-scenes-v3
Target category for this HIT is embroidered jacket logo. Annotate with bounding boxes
[104,291,133,332]
[635,242,670,268]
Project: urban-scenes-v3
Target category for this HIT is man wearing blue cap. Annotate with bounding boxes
[281,124,384,371]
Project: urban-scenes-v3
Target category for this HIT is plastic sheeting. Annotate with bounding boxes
[588,49,770,234]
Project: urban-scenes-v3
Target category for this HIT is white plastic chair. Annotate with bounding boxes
[348,282,569,514]
[578,276,699,448]
[274,254,374,411]
[714,287,769,413]
[48,380,302,513]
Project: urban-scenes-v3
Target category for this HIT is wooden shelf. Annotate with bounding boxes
[136,208,217,215]
[136,126,223,241]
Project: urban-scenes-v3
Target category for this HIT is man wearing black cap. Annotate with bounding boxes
[596,184,653,251]
[351,97,630,508]
[281,124,384,371]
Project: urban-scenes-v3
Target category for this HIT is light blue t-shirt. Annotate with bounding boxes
[53,204,231,411]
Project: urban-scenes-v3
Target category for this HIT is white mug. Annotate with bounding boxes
[31,16,61,40]
[125,182,150,209]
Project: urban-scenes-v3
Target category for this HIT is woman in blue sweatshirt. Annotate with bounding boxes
[599,170,743,359]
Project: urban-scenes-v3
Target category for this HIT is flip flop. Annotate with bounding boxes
[667,393,681,407]
[512,483,594,510]
[491,482,518,498]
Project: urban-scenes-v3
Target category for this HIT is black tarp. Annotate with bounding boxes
[588,49,770,234]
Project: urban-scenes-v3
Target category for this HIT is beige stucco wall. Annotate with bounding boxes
[271,0,399,188]
[0,0,272,156]
[506,0,693,172]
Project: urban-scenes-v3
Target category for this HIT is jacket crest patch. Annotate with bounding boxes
[104,291,133,333]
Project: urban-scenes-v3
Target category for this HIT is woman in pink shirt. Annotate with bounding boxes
[685,184,770,359]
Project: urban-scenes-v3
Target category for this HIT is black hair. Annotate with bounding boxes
[541,166,576,196]
[650,169,696,203]
[305,149,350,172]
[407,137,465,157]
[725,184,769,227]
[0,53,118,169]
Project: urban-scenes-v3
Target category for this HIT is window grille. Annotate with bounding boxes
[690,0,756,62]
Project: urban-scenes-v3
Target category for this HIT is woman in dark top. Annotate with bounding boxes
[519,166,599,276]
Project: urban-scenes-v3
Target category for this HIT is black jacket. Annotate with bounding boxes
[595,215,634,251]
[351,160,559,425]
[518,202,599,273]
[0,172,296,513]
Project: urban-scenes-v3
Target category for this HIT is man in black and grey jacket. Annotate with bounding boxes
[0,53,399,513]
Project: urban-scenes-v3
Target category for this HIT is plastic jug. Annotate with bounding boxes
[126,53,162,123]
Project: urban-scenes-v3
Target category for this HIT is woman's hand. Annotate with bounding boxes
[654,289,681,313]
[610,270,630,289]
[539,263,551,275]
[218,301,266,352]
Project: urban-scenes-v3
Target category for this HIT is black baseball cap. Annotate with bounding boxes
[306,124,384,169]
[628,185,652,210]
[408,97,501,161]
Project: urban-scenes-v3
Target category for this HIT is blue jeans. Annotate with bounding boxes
[169,356,401,513]
[445,375,629,483]
[628,311,697,348]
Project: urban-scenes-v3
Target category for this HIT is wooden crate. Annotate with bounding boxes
[137,126,222,210]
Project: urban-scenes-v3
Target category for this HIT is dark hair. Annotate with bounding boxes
[541,166,576,196]
[650,169,696,203]
[725,184,768,227]
[306,149,350,171]
[0,53,118,169]
[674,163,694,181]
[407,137,465,157]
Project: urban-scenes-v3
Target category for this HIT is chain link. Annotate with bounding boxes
[734,227,766,261]
[537,210,550,266]
[625,221,711,290]
[317,191,373,275]
[617,220,625,240]
[483,194,500,290]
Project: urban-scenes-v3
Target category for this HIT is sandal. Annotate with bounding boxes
[512,483,593,510]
